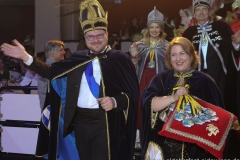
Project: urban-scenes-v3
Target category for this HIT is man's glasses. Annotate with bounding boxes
[85,33,105,41]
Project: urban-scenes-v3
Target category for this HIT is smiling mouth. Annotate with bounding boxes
[176,62,183,65]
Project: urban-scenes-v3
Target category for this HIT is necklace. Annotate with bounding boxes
[147,39,160,68]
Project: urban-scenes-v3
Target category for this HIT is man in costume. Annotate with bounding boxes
[183,0,240,115]
[0,0,139,160]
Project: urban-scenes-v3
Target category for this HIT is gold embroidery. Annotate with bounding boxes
[165,104,234,151]
[51,58,95,82]
[99,59,111,160]
[151,97,158,129]
[233,120,240,130]
[145,141,164,160]
[206,124,219,136]
[121,92,129,122]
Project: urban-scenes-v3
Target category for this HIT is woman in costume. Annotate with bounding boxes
[130,7,168,134]
[141,37,230,159]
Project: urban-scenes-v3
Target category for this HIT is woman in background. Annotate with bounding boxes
[130,7,168,148]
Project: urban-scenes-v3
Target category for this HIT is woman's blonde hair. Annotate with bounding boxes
[164,37,200,70]
[142,22,165,47]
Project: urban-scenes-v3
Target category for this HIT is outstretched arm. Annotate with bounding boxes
[1,39,51,79]
[1,39,30,62]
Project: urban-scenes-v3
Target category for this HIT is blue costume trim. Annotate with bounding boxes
[42,106,51,130]
[52,77,80,160]
[85,61,100,98]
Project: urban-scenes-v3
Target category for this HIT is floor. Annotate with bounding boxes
[0,131,239,160]
[0,153,44,160]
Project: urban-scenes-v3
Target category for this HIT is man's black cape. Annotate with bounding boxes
[31,49,139,160]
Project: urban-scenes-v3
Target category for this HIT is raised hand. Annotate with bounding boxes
[0,39,30,62]
[130,42,139,57]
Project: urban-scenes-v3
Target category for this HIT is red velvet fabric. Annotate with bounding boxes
[158,96,238,159]
[230,20,240,34]
[137,56,156,129]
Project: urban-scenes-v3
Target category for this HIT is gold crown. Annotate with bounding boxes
[79,0,108,34]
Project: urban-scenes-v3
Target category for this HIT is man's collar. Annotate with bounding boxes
[198,21,209,28]
[89,46,110,59]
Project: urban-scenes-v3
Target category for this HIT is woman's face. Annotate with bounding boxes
[170,44,192,74]
[149,23,161,39]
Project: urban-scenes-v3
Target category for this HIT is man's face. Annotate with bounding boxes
[85,30,108,54]
[51,46,65,62]
[194,6,211,24]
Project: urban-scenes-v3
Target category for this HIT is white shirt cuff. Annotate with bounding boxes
[111,97,117,108]
[24,55,33,66]
[232,42,240,51]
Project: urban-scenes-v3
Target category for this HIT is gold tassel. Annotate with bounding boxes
[233,120,240,130]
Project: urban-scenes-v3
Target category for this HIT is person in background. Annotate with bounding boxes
[0,0,138,160]
[119,21,130,41]
[0,57,10,82]
[182,0,240,122]
[64,48,72,59]
[138,16,144,31]
[108,34,119,50]
[130,6,168,149]
[129,17,142,40]
[19,60,28,76]
[8,68,39,94]
[36,51,46,62]
[22,34,34,51]
[164,16,175,42]
[8,57,41,94]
